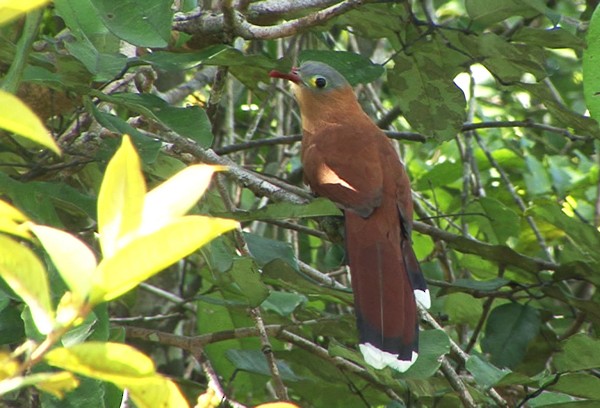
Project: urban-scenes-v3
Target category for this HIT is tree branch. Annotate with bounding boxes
[174,0,373,40]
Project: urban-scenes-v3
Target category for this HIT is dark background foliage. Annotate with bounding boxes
[2,0,600,407]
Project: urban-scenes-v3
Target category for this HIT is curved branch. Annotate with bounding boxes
[174,0,372,40]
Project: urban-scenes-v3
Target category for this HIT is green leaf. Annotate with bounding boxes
[0,300,25,344]
[29,224,97,300]
[297,50,384,85]
[519,82,600,137]
[414,160,462,190]
[226,257,270,307]
[550,373,600,399]
[88,103,162,164]
[444,293,483,325]
[530,200,600,271]
[583,5,600,124]
[401,329,451,379]
[465,0,547,27]
[244,232,298,269]
[466,355,511,389]
[103,93,213,146]
[513,27,586,50]
[261,291,307,317]
[92,215,237,303]
[45,342,189,408]
[466,197,520,243]
[139,44,232,71]
[225,349,302,382]
[90,0,173,47]
[389,52,466,141]
[554,334,600,372]
[462,33,547,82]
[97,135,145,259]
[0,172,97,226]
[481,303,541,368]
[524,155,552,196]
[63,33,127,81]
[0,91,60,154]
[0,235,54,334]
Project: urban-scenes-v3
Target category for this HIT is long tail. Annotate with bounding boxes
[345,203,427,372]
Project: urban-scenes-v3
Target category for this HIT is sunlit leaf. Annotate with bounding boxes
[45,342,188,407]
[0,235,54,334]
[91,216,237,303]
[0,371,77,397]
[34,371,79,399]
[29,224,96,300]
[0,200,30,239]
[0,0,49,26]
[584,5,600,123]
[0,91,60,154]
[45,342,156,379]
[140,165,221,235]
[97,135,145,258]
[123,375,189,408]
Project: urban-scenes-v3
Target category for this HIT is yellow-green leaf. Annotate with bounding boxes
[97,135,145,258]
[91,215,237,303]
[0,235,54,334]
[29,224,96,300]
[33,371,79,399]
[140,165,220,235]
[121,375,190,408]
[0,200,30,238]
[0,199,27,222]
[0,0,49,26]
[0,90,60,154]
[44,342,189,407]
[45,342,156,381]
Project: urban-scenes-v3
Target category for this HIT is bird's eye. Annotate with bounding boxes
[314,76,327,88]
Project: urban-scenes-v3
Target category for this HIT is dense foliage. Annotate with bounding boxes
[1,0,600,407]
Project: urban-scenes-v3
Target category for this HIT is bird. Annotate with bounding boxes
[270,61,430,372]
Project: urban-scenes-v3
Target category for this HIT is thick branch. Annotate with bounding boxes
[174,0,371,40]
[413,221,559,274]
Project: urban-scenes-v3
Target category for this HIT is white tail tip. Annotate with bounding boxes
[359,343,418,372]
[415,288,431,309]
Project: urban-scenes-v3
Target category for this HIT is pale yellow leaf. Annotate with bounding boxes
[90,216,237,303]
[0,90,60,154]
[0,200,27,222]
[0,235,54,334]
[123,375,189,408]
[33,371,79,399]
[140,165,221,235]
[45,342,156,381]
[29,224,96,299]
[44,343,189,406]
[0,0,49,26]
[97,135,145,258]
[0,200,30,238]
